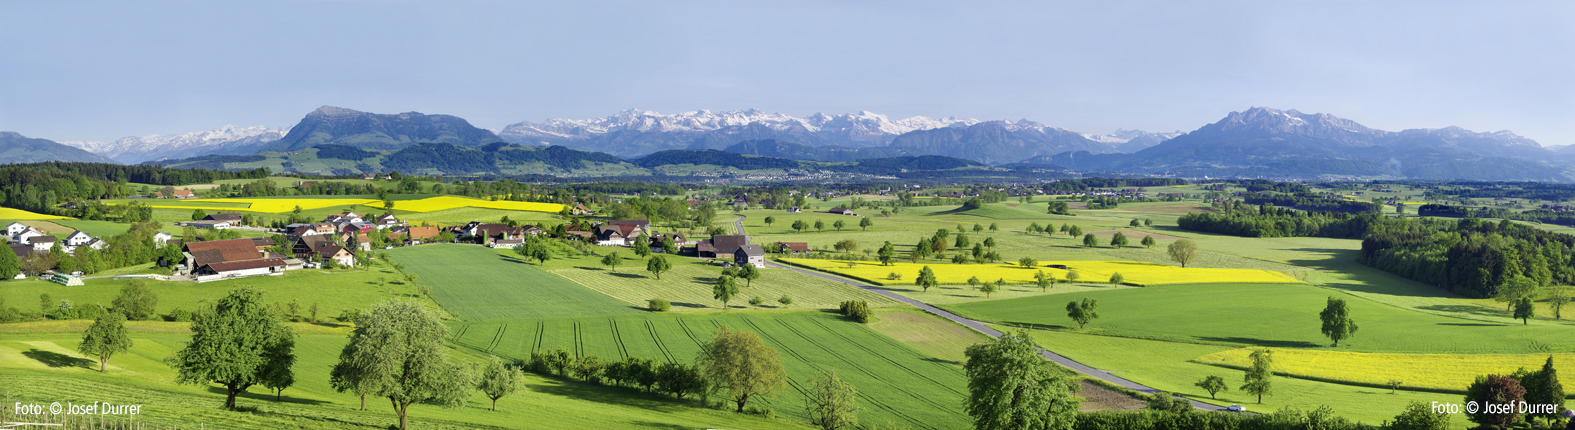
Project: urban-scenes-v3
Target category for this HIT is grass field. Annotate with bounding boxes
[1013,329,1458,427]
[0,206,71,220]
[452,311,969,429]
[0,259,429,321]
[0,327,803,429]
[948,282,1575,354]
[868,308,992,365]
[549,255,898,311]
[781,258,1302,286]
[1194,348,1575,393]
[387,244,642,321]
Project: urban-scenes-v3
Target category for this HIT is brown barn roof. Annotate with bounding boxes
[774,242,810,252]
[404,226,440,240]
[186,238,264,266]
[708,235,748,255]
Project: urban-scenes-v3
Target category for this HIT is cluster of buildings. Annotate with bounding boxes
[6,222,108,267]
[183,237,296,282]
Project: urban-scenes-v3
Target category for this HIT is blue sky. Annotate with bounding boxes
[1,0,1571,145]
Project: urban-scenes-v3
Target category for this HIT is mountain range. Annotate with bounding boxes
[6,105,1571,181]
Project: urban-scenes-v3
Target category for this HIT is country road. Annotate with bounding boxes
[731,214,1224,411]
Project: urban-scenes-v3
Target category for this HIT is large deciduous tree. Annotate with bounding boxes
[916,266,938,293]
[78,311,132,372]
[330,300,474,430]
[112,281,158,321]
[1319,296,1358,346]
[1065,298,1099,329]
[169,288,295,410]
[477,356,524,411]
[1168,239,1197,268]
[714,275,739,309]
[1464,374,1526,427]
[963,330,1079,430]
[697,326,785,413]
[1241,348,1273,404]
[803,369,859,430]
[646,255,671,279]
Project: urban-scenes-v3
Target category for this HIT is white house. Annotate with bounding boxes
[5,222,29,238]
[13,228,43,245]
[153,232,173,248]
[64,231,93,247]
[25,235,56,253]
[189,220,232,229]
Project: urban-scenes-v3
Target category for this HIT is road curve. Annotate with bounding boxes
[732,214,1220,410]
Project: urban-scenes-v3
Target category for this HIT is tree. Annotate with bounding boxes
[0,242,19,280]
[814,220,826,232]
[659,236,677,255]
[1141,235,1156,248]
[877,242,895,266]
[1018,257,1038,269]
[1194,375,1227,399]
[1241,348,1273,404]
[631,234,651,259]
[983,237,996,248]
[1521,356,1565,425]
[309,302,320,323]
[714,275,740,309]
[1168,239,1198,268]
[1464,374,1526,427]
[697,326,786,412]
[914,239,933,260]
[738,264,761,288]
[78,311,131,372]
[916,266,938,293]
[1319,296,1359,346]
[111,281,158,321]
[1068,225,1083,237]
[1081,234,1098,247]
[477,356,524,411]
[1034,270,1053,292]
[980,279,998,298]
[955,233,970,249]
[803,369,860,430]
[1066,298,1098,329]
[1510,296,1536,326]
[646,255,671,279]
[1548,288,1571,320]
[1130,219,1141,227]
[1497,276,1539,311]
[1066,270,1081,283]
[601,251,621,272]
[1389,401,1450,430]
[967,276,982,289]
[191,209,207,221]
[792,220,807,232]
[169,288,295,410]
[833,219,846,232]
[1109,272,1124,285]
[1109,232,1129,248]
[1144,219,1153,227]
[764,216,775,227]
[331,300,474,430]
[963,330,1079,430]
[859,217,873,231]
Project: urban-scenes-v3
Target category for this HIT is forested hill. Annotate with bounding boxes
[632,150,801,170]
[381,142,631,173]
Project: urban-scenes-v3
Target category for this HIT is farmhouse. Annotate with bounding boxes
[695,235,748,258]
[372,213,401,228]
[324,212,363,223]
[25,235,56,253]
[734,244,766,268]
[595,220,650,246]
[473,223,526,245]
[773,241,810,255]
[188,220,232,229]
[203,213,244,223]
[153,232,173,248]
[829,207,857,216]
[62,231,104,253]
[399,226,441,244]
[183,238,289,282]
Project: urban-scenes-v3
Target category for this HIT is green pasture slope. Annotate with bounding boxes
[451,312,970,430]
[386,244,642,321]
[948,281,1575,354]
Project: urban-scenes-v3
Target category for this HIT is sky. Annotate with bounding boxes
[1,0,1571,145]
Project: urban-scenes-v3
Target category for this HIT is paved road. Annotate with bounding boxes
[733,214,1222,411]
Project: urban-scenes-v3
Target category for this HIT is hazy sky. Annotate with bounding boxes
[2,1,1571,145]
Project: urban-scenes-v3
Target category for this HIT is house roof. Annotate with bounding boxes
[735,244,765,256]
[774,242,810,252]
[295,236,334,253]
[173,190,195,197]
[204,213,244,222]
[26,235,57,244]
[186,238,264,265]
[250,237,275,247]
[319,244,352,257]
[707,235,748,255]
[189,220,230,226]
[203,258,286,273]
[10,244,32,259]
[404,226,440,239]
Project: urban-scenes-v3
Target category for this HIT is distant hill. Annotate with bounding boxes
[261,106,502,152]
[151,142,640,176]
[722,139,912,162]
[887,121,1118,165]
[632,149,801,170]
[62,125,285,164]
[0,132,119,164]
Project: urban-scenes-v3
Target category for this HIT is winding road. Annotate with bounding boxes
[733,214,1222,411]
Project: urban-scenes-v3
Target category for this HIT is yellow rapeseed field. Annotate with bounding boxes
[0,207,71,220]
[1194,348,1575,392]
[780,259,1301,286]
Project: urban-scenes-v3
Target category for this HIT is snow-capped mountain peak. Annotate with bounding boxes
[63,125,286,164]
[498,109,984,155]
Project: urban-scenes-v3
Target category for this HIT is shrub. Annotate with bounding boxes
[839,300,872,323]
[648,298,672,312]
[167,308,192,322]
[886,272,902,280]
[1145,391,1192,414]
[749,296,764,306]
[777,295,793,307]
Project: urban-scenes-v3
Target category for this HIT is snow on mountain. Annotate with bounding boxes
[498,109,984,156]
[63,125,286,164]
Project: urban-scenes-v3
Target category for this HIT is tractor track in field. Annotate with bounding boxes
[646,321,676,363]
[609,319,629,360]
[572,322,585,358]
[486,324,508,353]
[532,321,545,352]
[767,317,955,415]
[804,316,964,397]
[740,317,933,430]
[733,214,1223,412]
